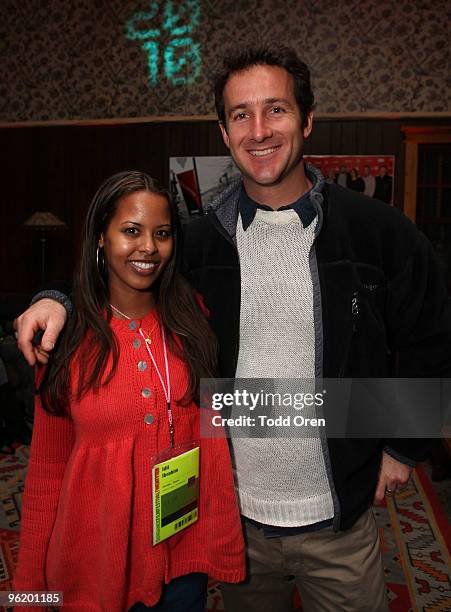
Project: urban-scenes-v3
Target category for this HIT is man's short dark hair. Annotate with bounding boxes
[214,45,314,129]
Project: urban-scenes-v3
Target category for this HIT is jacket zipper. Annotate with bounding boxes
[351,291,359,332]
[338,291,359,377]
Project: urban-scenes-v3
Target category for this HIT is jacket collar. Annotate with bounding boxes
[239,163,323,231]
[206,162,325,240]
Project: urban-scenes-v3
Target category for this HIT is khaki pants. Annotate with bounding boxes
[221,509,388,612]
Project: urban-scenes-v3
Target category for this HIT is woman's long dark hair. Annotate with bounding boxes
[40,171,218,416]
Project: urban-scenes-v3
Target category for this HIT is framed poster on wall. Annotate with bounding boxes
[169,156,240,221]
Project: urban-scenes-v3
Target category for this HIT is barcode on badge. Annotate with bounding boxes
[174,514,194,530]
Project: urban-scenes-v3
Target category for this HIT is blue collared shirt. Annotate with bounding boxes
[239,171,318,231]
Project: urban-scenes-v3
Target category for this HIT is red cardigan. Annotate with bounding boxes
[14,311,245,611]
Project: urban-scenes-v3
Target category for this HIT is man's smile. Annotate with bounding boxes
[248,146,281,157]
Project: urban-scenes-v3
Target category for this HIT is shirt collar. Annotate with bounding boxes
[239,164,320,231]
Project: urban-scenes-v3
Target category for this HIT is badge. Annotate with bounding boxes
[152,445,200,545]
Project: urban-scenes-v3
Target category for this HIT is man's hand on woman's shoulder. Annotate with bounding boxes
[14,299,67,366]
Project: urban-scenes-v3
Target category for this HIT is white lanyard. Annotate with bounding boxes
[110,304,174,447]
[139,327,174,447]
[139,327,171,405]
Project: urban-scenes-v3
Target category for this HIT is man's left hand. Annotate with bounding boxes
[373,451,412,505]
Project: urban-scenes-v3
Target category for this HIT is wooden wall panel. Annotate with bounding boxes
[0,119,447,294]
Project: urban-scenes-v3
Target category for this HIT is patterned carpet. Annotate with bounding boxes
[0,445,28,594]
[0,446,449,611]
[376,467,451,611]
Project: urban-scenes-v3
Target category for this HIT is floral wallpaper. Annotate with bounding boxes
[1,0,449,123]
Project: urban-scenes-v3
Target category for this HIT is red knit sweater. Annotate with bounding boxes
[14,311,245,611]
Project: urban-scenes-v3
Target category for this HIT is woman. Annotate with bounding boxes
[348,168,365,193]
[13,171,245,611]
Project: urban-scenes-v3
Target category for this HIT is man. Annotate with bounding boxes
[374,164,393,203]
[335,164,350,188]
[15,46,451,612]
[362,164,376,198]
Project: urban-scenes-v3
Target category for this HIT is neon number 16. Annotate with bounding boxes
[126,1,201,87]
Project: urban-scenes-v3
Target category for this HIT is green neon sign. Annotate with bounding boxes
[126,1,201,86]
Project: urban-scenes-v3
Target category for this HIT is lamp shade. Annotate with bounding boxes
[24,211,67,230]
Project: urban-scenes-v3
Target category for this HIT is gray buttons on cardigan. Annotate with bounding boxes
[133,339,141,349]
[138,361,147,372]
[141,388,152,398]
[144,414,154,425]
[128,320,138,331]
